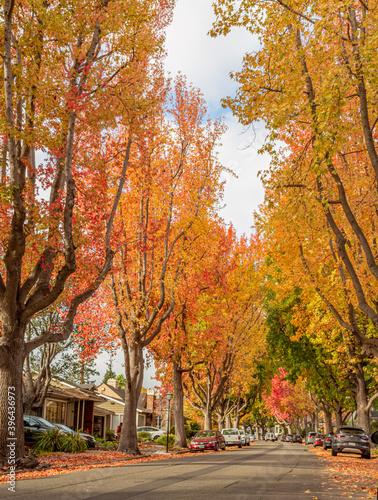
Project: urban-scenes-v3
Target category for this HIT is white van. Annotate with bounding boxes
[265,432,276,441]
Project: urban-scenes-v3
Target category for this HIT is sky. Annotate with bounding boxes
[95,0,270,387]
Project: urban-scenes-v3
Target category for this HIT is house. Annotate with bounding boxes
[95,380,174,432]
[33,377,114,439]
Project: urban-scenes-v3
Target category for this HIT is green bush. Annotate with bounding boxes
[33,429,66,453]
[185,421,201,438]
[156,434,175,448]
[106,429,116,441]
[138,431,151,441]
[60,432,88,453]
[169,425,175,435]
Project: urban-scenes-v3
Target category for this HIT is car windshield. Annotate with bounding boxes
[222,430,239,435]
[195,431,216,438]
[317,434,326,438]
[35,417,55,428]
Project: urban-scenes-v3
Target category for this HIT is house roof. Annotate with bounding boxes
[48,380,105,402]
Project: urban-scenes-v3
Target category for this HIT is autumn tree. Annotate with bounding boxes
[211,0,378,360]
[109,77,226,454]
[0,0,173,464]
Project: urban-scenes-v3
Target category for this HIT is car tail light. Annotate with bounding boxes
[238,436,240,440]
[360,436,369,441]
[335,434,345,438]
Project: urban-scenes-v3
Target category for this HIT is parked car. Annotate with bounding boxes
[54,423,96,448]
[24,415,58,446]
[305,431,317,445]
[221,428,243,448]
[247,433,255,443]
[137,426,165,441]
[313,433,326,447]
[285,434,293,442]
[239,429,250,446]
[190,430,225,452]
[280,435,287,442]
[332,427,371,459]
[265,432,276,442]
[323,433,333,450]
[293,435,303,443]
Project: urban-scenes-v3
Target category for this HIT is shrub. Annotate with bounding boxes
[33,429,66,453]
[185,421,201,438]
[169,425,175,435]
[156,434,175,448]
[371,420,378,433]
[137,431,151,441]
[106,430,116,441]
[60,432,88,453]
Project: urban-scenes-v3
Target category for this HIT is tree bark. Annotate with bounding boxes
[334,403,343,430]
[323,406,333,434]
[0,336,25,467]
[225,414,232,428]
[173,360,187,448]
[118,340,144,454]
[355,373,371,434]
[203,407,212,430]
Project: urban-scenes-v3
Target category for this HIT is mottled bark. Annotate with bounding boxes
[173,360,187,448]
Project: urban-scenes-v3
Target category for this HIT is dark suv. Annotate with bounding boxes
[24,415,57,446]
[332,426,371,459]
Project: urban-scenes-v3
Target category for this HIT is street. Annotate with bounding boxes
[0,441,366,500]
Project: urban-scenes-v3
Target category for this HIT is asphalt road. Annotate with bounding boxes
[0,441,366,500]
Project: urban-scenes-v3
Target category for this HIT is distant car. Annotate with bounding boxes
[247,433,255,443]
[55,424,96,448]
[313,433,326,447]
[239,429,250,446]
[221,428,243,448]
[305,432,317,445]
[190,430,225,452]
[265,432,276,442]
[293,435,303,443]
[323,433,333,450]
[137,426,165,441]
[332,427,371,459]
[24,415,58,446]
[280,435,286,442]
[285,434,293,442]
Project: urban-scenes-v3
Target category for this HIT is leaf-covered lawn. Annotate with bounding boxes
[309,446,378,499]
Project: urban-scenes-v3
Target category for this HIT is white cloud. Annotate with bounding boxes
[165,0,267,235]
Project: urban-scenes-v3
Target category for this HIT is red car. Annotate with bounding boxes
[190,430,226,452]
[313,433,326,447]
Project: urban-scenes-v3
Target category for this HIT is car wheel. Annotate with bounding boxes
[222,443,226,450]
[362,452,371,460]
[331,448,337,457]
[247,441,250,446]
[238,443,242,448]
[215,442,219,451]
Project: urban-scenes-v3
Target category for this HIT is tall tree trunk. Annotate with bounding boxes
[0,338,25,467]
[323,406,333,434]
[118,340,144,454]
[173,360,187,448]
[203,406,212,430]
[225,414,232,428]
[355,373,371,434]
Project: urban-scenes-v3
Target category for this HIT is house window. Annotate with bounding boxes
[156,415,162,429]
[46,400,66,424]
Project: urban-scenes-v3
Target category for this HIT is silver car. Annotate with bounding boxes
[239,429,250,446]
[137,426,165,440]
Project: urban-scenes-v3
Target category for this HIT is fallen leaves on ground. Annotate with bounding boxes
[309,446,378,499]
[0,444,247,483]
